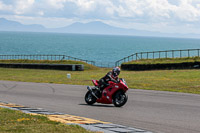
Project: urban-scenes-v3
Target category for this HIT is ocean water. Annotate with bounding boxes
[0,31,200,67]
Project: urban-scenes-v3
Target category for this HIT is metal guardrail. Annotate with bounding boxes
[115,49,200,66]
[0,54,95,66]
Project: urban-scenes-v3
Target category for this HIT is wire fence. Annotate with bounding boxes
[115,49,200,66]
[0,54,95,66]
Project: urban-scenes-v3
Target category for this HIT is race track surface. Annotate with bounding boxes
[0,80,200,133]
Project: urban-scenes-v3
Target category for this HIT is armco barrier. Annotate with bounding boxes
[0,63,84,71]
[121,62,200,71]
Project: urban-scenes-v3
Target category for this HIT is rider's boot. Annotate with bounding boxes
[96,87,102,98]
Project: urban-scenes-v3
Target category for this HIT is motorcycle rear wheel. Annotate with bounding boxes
[113,91,128,107]
[85,91,97,105]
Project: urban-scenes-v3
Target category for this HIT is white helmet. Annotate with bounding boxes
[112,67,120,77]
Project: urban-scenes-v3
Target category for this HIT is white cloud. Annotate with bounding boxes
[0,1,12,11]
[0,0,200,34]
[113,0,200,23]
[174,0,200,22]
[1,0,200,23]
[38,11,44,16]
[48,0,67,9]
[75,0,95,11]
[14,0,35,14]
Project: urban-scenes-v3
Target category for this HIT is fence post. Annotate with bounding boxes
[198,49,200,57]
[159,52,160,59]
[180,50,182,58]
[188,50,190,57]
[172,50,174,58]
[136,53,138,60]
[147,52,149,59]
[153,52,154,59]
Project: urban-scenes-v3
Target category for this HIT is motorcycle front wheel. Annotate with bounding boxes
[85,91,97,105]
[113,91,128,107]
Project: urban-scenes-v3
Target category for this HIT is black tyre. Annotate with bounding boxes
[85,91,97,105]
[113,91,128,107]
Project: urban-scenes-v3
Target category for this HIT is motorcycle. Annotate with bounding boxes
[85,78,129,107]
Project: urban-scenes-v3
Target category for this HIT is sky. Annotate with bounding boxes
[0,0,200,34]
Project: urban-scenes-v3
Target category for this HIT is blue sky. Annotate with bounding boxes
[0,0,200,34]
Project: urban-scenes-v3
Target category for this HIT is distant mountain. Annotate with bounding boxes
[0,18,200,38]
[51,21,125,34]
[51,21,152,36]
[52,21,200,38]
[0,18,46,32]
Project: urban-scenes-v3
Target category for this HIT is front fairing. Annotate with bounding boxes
[96,79,129,104]
[119,78,129,90]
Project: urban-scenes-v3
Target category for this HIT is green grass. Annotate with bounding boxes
[0,60,98,70]
[123,57,200,64]
[123,70,200,94]
[0,67,200,94]
[0,107,93,133]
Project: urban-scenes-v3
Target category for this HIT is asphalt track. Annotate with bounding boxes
[0,80,200,133]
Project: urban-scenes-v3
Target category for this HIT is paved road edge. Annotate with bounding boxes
[0,101,152,133]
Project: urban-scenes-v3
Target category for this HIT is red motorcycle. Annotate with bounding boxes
[85,78,129,107]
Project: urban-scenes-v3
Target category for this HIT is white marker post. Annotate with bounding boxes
[67,73,71,79]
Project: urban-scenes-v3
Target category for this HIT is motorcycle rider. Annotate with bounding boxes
[98,67,121,92]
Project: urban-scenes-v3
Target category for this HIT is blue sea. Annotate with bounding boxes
[0,31,200,67]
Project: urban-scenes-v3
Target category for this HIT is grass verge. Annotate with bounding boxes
[0,60,98,70]
[0,67,200,94]
[0,107,93,133]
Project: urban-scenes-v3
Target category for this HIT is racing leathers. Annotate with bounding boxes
[98,71,119,92]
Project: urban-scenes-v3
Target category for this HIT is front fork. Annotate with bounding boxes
[87,86,98,99]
